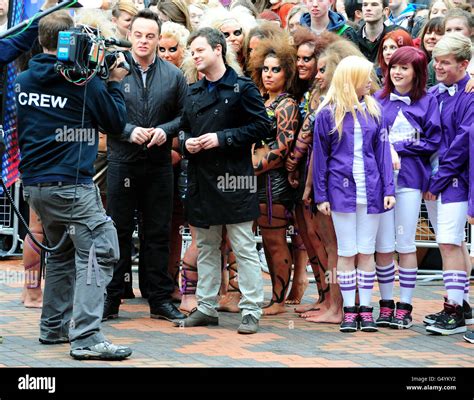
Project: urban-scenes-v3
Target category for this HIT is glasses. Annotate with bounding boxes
[221,29,243,38]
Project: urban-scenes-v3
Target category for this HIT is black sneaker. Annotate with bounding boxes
[462,300,474,325]
[340,306,359,333]
[359,306,378,332]
[426,301,466,335]
[237,314,259,334]
[102,295,121,321]
[424,299,474,325]
[150,301,186,321]
[376,299,395,327]
[70,341,132,360]
[390,302,413,329]
[463,331,474,344]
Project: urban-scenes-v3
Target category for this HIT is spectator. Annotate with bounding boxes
[156,0,192,31]
[377,29,414,81]
[111,1,138,40]
[300,0,359,43]
[419,16,445,61]
[356,0,403,63]
[385,0,423,35]
[286,4,309,34]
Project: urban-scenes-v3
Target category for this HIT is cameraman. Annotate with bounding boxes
[15,10,132,361]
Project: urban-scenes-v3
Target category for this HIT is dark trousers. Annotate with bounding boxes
[106,160,174,306]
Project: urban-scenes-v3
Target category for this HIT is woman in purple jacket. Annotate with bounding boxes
[313,55,396,333]
[374,47,442,329]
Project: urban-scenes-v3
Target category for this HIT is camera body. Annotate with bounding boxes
[55,25,130,82]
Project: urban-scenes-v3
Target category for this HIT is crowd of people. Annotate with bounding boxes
[7,0,474,360]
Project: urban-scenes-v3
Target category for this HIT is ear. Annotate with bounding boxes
[355,10,363,20]
[215,43,222,56]
[459,59,470,70]
[383,7,390,18]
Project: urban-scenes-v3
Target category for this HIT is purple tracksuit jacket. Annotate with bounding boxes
[375,90,441,192]
[428,74,474,204]
[313,105,395,214]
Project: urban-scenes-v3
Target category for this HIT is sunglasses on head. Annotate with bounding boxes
[222,29,242,38]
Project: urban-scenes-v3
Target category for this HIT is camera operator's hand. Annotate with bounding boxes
[130,127,151,145]
[147,128,167,148]
[40,0,58,10]
[108,53,129,83]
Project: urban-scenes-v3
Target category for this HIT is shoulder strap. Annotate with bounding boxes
[336,24,350,36]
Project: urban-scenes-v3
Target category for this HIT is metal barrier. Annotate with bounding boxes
[178,201,473,283]
[0,180,22,257]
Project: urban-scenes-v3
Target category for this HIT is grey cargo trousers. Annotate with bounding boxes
[23,183,119,349]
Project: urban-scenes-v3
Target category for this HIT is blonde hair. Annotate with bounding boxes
[112,1,138,18]
[432,32,473,61]
[317,40,379,97]
[198,6,257,34]
[75,9,116,38]
[160,21,190,48]
[318,56,380,139]
[428,0,455,18]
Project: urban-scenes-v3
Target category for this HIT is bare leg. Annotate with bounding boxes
[295,204,328,318]
[168,196,184,302]
[260,203,292,315]
[286,230,309,305]
[22,209,43,308]
[304,213,342,323]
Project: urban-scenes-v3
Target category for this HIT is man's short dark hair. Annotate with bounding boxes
[344,0,362,21]
[38,11,74,51]
[130,8,162,32]
[360,0,389,9]
[188,27,227,62]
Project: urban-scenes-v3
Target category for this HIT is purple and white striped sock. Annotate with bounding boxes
[443,270,467,306]
[376,263,395,300]
[399,267,418,305]
[465,276,471,303]
[337,270,357,308]
[357,269,376,307]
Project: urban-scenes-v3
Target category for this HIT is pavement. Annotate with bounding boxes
[0,257,472,368]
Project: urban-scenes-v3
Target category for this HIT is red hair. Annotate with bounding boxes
[381,46,428,102]
[377,29,414,78]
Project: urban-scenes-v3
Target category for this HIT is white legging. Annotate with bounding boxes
[376,189,422,254]
[332,204,382,257]
[425,196,468,245]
